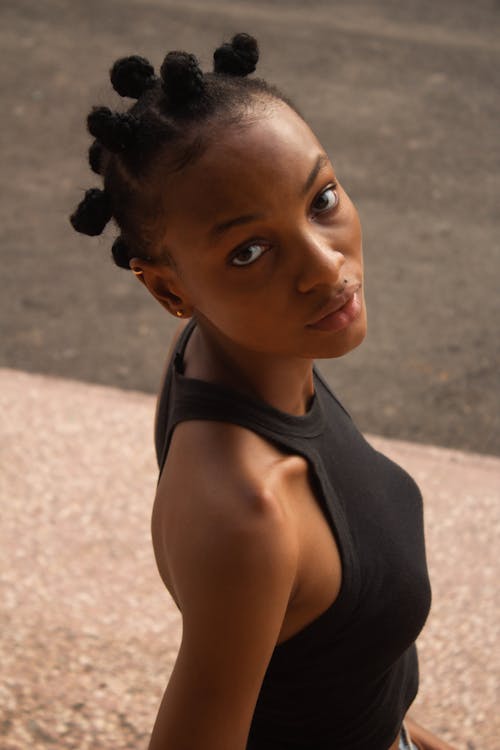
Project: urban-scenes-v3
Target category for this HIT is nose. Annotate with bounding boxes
[294,229,346,294]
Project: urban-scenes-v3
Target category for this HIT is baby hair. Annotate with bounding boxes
[70,33,292,269]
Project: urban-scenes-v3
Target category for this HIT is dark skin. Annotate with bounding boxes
[132,101,366,414]
[130,102,400,750]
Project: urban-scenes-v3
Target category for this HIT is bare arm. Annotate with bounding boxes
[149,426,298,750]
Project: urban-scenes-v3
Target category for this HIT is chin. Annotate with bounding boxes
[312,312,367,360]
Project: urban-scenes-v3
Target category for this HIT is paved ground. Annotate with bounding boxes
[1,368,499,749]
[1,4,499,749]
[1,0,499,455]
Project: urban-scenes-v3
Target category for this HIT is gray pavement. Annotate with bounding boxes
[1,4,499,748]
[1,0,500,455]
[1,368,498,749]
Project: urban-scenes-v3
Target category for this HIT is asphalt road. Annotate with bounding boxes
[2,0,499,455]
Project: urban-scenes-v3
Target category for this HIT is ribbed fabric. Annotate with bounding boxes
[155,320,432,750]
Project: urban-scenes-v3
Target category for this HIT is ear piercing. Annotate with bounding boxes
[130,264,183,314]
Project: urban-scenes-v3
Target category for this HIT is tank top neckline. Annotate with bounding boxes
[173,319,324,439]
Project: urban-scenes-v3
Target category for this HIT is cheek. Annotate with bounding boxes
[182,254,281,312]
[197,283,279,328]
[339,191,362,244]
[348,204,362,243]
[186,266,295,346]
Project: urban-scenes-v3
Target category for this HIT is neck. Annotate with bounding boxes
[185,318,315,416]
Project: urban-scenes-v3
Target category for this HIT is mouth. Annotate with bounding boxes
[306,284,362,332]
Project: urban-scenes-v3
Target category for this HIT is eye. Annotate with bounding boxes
[230,242,268,267]
[312,185,339,214]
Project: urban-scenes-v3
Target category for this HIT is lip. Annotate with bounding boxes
[306,284,362,332]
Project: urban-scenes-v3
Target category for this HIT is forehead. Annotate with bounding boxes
[159,102,327,234]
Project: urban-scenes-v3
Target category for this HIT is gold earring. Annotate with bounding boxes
[175,310,183,317]
[132,269,143,276]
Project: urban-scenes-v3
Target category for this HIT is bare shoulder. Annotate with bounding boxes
[152,419,302,607]
[149,420,305,749]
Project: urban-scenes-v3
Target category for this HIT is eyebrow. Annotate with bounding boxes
[209,153,331,239]
[210,212,264,239]
[300,153,330,196]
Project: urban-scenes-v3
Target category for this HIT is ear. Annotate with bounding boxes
[129,256,193,319]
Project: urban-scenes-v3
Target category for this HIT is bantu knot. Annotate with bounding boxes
[87,106,141,153]
[111,236,132,269]
[213,33,259,77]
[88,140,103,174]
[160,51,205,109]
[70,188,113,236]
[110,55,156,99]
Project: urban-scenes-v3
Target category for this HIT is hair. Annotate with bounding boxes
[70,33,293,270]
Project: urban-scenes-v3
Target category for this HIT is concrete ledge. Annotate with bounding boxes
[1,368,498,749]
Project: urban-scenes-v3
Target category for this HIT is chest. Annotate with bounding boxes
[302,416,432,669]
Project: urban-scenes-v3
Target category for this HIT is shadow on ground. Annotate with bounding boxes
[2,0,499,454]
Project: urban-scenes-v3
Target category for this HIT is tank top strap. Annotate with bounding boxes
[155,319,325,474]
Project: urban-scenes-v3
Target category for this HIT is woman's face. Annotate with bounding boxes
[150,101,366,360]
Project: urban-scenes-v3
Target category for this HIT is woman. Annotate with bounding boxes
[71,33,437,750]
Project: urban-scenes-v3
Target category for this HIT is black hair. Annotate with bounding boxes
[70,33,292,269]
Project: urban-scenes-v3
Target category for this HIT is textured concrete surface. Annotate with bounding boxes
[1,368,498,749]
[1,0,500,455]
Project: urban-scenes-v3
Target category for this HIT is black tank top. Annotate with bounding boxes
[155,320,432,750]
